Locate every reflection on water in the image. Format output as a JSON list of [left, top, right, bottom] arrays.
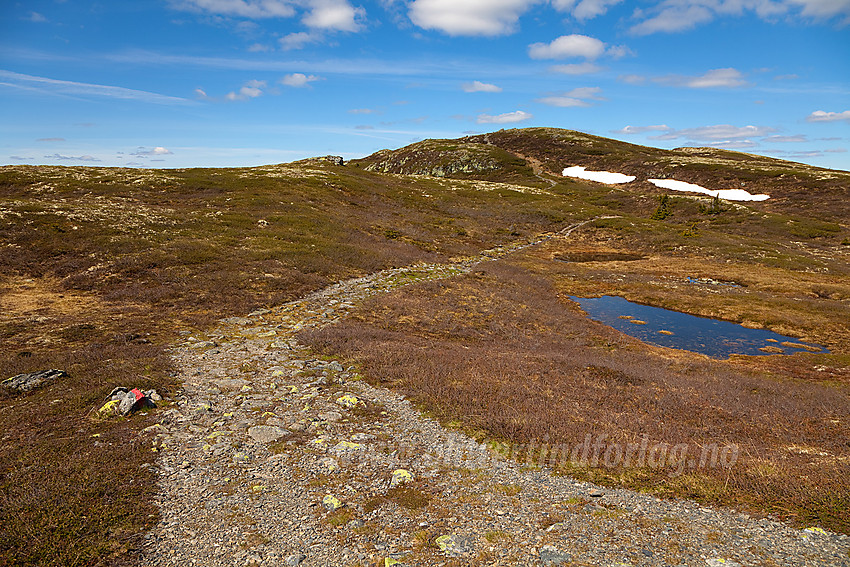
[[570, 295, 827, 359]]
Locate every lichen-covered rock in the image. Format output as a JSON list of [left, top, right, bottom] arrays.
[[330, 441, 362, 455], [322, 494, 342, 510], [390, 469, 413, 488], [336, 394, 364, 408], [435, 534, 473, 557]]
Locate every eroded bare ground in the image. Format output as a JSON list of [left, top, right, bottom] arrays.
[[143, 240, 850, 567]]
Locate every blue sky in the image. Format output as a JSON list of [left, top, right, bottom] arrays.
[[1, 0, 848, 169]]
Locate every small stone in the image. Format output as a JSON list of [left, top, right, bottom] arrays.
[[248, 425, 287, 443], [318, 411, 343, 423], [284, 554, 306, 566], [540, 544, 571, 566], [328, 361, 344, 373], [288, 422, 307, 432], [318, 457, 340, 473]]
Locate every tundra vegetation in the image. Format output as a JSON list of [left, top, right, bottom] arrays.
[[1, 129, 848, 565]]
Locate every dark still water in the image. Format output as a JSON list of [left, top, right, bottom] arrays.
[[570, 295, 827, 359]]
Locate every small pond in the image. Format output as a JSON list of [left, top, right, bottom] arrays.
[[570, 295, 827, 359]]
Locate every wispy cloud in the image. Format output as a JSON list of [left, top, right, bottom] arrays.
[[476, 110, 533, 124], [26, 11, 47, 23], [44, 153, 101, 162], [0, 70, 192, 105], [36, 137, 66, 142], [806, 110, 850, 123], [536, 87, 604, 107], [655, 68, 748, 88], [652, 124, 776, 141], [630, 0, 850, 36], [462, 80, 502, 93], [763, 135, 808, 143], [280, 73, 322, 87], [279, 31, 321, 50], [549, 62, 603, 75], [171, 0, 297, 19], [612, 124, 671, 135]]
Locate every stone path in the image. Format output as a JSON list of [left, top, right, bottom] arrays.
[[141, 237, 850, 567]]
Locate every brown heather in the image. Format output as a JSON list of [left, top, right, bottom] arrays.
[[2, 128, 849, 563], [302, 258, 850, 533]]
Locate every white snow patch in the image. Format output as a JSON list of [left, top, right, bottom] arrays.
[[648, 178, 769, 201], [562, 166, 636, 184]]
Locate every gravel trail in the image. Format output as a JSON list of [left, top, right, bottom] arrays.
[[142, 237, 849, 567]]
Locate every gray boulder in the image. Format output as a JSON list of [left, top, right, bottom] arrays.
[[2, 369, 67, 392]]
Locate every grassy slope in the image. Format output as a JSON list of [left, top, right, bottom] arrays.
[[1, 129, 849, 563]]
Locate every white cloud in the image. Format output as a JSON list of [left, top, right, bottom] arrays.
[[36, 137, 66, 142], [194, 87, 209, 99], [462, 80, 503, 93], [247, 43, 272, 52], [132, 146, 174, 156], [226, 79, 266, 100], [349, 108, 378, 114], [409, 0, 536, 36], [0, 70, 191, 105], [551, 0, 623, 20], [528, 34, 606, 59], [302, 0, 365, 31], [653, 124, 776, 141], [656, 68, 747, 88], [536, 86, 604, 107], [476, 110, 533, 124], [549, 62, 602, 75], [788, 0, 850, 20], [806, 110, 850, 122], [573, 0, 623, 20], [27, 11, 47, 22], [612, 124, 671, 135], [279, 31, 320, 49], [280, 73, 321, 87], [173, 0, 297, 19]]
